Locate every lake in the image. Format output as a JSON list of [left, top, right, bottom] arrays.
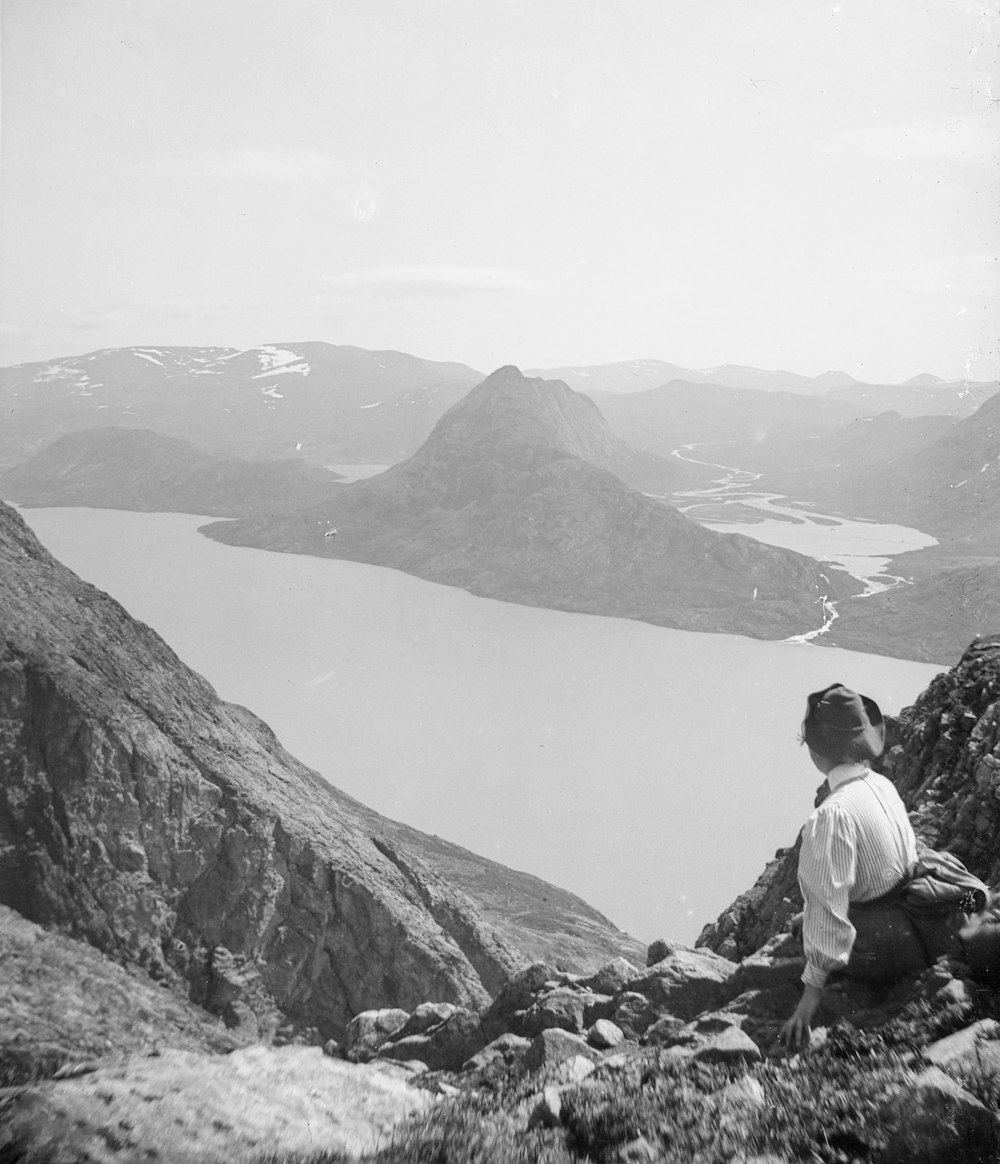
[[18, 506, 944, 946]]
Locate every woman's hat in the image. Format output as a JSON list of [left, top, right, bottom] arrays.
[[802, 683, 885, 760]]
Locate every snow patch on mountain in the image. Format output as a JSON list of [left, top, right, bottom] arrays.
[[252, 361, 310, 380], [256, 346, 302, 371]]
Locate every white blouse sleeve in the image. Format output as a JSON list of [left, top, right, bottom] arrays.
[[798, 803, 857, 989]]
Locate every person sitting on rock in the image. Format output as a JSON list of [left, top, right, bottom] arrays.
[[780, 684, 927, 1052]]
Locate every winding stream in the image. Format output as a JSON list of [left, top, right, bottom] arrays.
[[665, 443, 938, 643]]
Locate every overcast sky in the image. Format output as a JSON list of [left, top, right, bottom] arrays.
[[2, 0, 997, 381]]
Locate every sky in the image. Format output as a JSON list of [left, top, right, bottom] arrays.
[[1, 0, 998, 382]]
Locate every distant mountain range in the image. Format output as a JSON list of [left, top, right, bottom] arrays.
[[590, 379, 869, 458], [203, 366, 854, 641], [527, 360, 997, 418], [0, 343, 482, 468], [4, 345, 996, 481]]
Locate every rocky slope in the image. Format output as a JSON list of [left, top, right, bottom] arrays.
[[2, 593, 999, 1159], [205, 366, 855, 641], [0, 501, 641, 1046], [0, 426, 345, 517], [0, 343, 481, 467]]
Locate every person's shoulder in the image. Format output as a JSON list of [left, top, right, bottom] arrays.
[[805, 795, 854, 829]]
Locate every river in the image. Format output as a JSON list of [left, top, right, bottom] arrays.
[[665, 443, 939, 643]]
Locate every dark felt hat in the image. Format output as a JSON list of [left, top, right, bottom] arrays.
[[802, 683, 885, 761]]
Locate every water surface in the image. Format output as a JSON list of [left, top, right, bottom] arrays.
[[19, 506, 943, 945]]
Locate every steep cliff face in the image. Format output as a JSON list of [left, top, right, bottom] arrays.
[[0, 501, 524, 1039], [698, 635, 1000, 960]]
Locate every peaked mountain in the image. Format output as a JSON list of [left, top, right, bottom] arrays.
[[0, 500, 645, 1045], [204, 366, 854, 640], [0, 342, 482, 467], [0, 427, 345, 517]]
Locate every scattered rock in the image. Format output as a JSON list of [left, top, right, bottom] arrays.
[[713, 1075, 767, 1112], [923, 1019, 1000, 1080], [633, 949, 737, 1021], [461, 1032, 532, 1074], [519, 986, 588, 1036], [377, 1008, 482, 1072], [646, 938, 690, 966], [613, 1135, 661, 1161], [588, 1019, 625, 1049], [644, 1015, 686, 1046], [581, 957, 642, 996], [527, 1085, 564, 1129], [345, 1008, 410, 1063], [548, 1054, 597, 1087], [524, 1029, 600, 1073], [691, 1025, 762, 1066], [612, 991, 657, 1039]]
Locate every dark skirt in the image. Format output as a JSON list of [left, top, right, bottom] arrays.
[[846, 899, 930, 983]]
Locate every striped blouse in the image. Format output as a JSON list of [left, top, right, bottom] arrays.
[[798, 762, 918, 989]]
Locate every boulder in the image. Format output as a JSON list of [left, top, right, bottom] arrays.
[[527, 1085, 564, 1130], [391, 1001, 462, 1040], [646, 938, 688, 966], [581, 957, 643, 996], [377, 1009, 482, 1072], [612, 992, 657, 1039], [0, 1046, 436, 1164], [633, 949, 737, 1021], [481, 962, 558, 1040], [923, 1019, 1000, 1081], [730, 934, 807, 994], [644, 1015, 686, 1047], [519, 987, 588, 1036], [345, 1009, 410, 1063], [690, 1026, 761, 1066], [588, 1019, 625, 1050], [879, 1065, 1000, 1163], [524, 1029, 600, 1073], [462, 1032, 532, 1074]]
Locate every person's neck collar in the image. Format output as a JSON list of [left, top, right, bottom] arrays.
[[827, 761, 870, 790]]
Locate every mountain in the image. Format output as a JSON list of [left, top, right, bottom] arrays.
[[203, 366, 855, 641], [524, 359, 705, 394], [0, 343, 482, 467], [0, 427, 345, 517], [0, 500, 644, 1047], [822, 375, 998, 419], [590, 379, 868, 459], [759, 392, 999, 548]]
